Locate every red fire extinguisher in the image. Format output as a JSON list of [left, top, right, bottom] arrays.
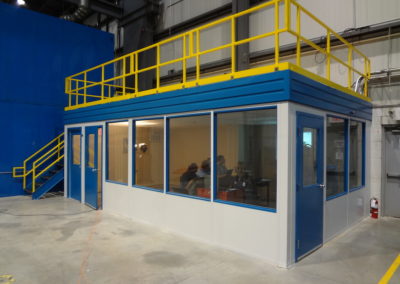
[[370, 198, 379, 219]]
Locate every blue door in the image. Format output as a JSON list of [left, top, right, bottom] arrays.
[[296, 112, 324, 261], [68, 128, 82, 201], [85, 126, 102, 209]]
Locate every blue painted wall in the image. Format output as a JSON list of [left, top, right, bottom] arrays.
[[64, 70, 372, 125], [0, 3, 114, 197]]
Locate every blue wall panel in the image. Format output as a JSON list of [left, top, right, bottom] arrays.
[[0, 3, 114, 197], [64, 72, 290, 124], [289, 72, 372, 120], [64, 70, 372, 125]]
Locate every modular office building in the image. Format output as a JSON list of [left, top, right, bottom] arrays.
[[62, 0, 371, 268]]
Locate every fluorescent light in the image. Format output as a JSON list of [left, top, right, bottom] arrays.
[[111, 121, 129, 126], [17, 0, 26, 6], [136, 121, 158, 127]]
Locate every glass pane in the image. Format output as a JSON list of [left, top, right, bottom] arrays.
[[88, 134, 95, 168], [135, 119, 164, 190], [303, 128, 317, 186], [107, 122, 129, 184], [349, 121, 363, 189], [72, 134, 81, 165], [217, 109, 277, 209], [169, 115, 211, 198], [326, 117, 346, 197]]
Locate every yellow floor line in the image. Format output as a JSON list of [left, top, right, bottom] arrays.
[[379, 254, 400, 284]]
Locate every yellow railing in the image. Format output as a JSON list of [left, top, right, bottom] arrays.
[[65, 0, 371, 110], [13, 133, 64, 193]]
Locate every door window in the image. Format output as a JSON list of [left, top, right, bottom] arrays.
[[72, 135, 81, 165], [302, 128, 317, 186]]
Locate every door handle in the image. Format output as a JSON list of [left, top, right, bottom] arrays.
[[92, 168, 98, 172], [319, 184, 326, 189]]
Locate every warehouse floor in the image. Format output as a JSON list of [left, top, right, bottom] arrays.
[[0, 196, 399, 284]]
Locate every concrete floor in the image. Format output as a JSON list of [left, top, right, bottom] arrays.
[[0, 196, 399, 284]]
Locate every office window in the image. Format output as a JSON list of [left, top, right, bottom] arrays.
[[72, 134, 81, 165], [135, 119, 164, 190], [326, 117, 346, 198], [169, 115, 211, 198], [216, 108, 277, 209], [107, 121, 128, 184], [349, 120, 364, 189]]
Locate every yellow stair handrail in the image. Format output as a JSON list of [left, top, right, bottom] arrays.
[[13, 133, 64, 191]]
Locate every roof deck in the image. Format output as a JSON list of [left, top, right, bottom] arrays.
[[64, 0, 371, 111]]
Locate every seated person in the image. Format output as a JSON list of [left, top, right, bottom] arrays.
[[196, 158, 210, 177], [180, 163, 198, 191], [187, 159, 211, 196]]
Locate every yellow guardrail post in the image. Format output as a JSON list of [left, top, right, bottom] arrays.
[[285, 0, 291, 30], [274, 0, 280, 67], [157, 45, 161, 88], [296, 4, 301, 66], [196, 30, 200, 82], [135, 53, 139, 95], [231, 17, 236, 74], [182, 35, 187, 85], [326, 30, 331, 80], [122, 57, 126, 95]]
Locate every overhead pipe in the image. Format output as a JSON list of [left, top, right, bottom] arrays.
[[354, 67, 400, 94], [61, 0, 91, 23]]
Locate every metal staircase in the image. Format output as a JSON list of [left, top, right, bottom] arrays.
[[12, 133, 64, 200]]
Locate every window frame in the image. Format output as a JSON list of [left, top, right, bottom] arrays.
[[106, 120, 129, 185], [132, 117, 165, 192], [325, 115, 349, 201], [166, 112, 212, 202], [349, 119, 366, 192], [213, 106, 278, 213]]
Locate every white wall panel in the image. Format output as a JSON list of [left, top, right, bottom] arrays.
[[297, 0, 354, 35], [103, 183, 280, 264], [325, 195, 348, 241], [356, 0, 400, 27], [159, 0, 231, 30]]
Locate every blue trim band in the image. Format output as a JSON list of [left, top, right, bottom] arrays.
[[105, 180, 128, 186], [65, 70, 372, 125], [133, 185, 163, 192], [349, 185, 364, 192], [214, 105, 277, 114], [168, 112, 212, 119], [166, 191, 210, 202], [214, 199, 276, 212], [326, 191, 347, 201]]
